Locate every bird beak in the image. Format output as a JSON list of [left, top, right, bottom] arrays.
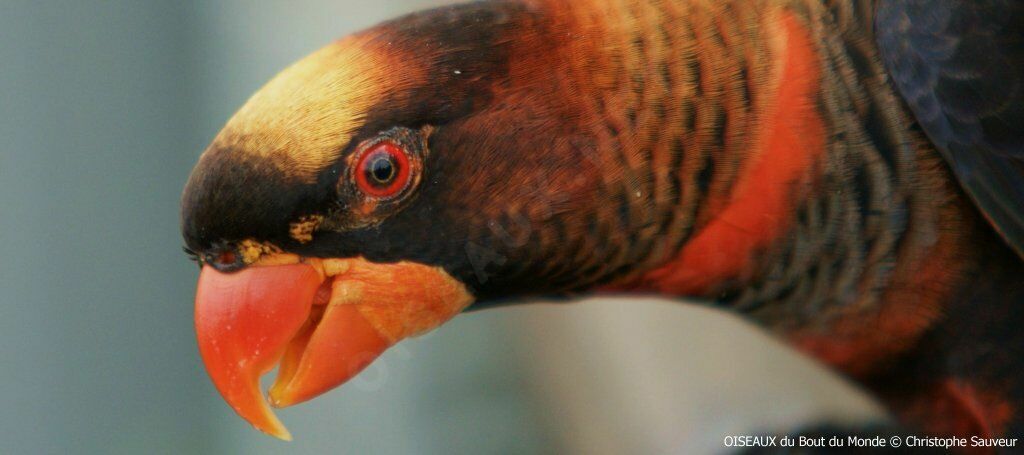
[[193, 256, 473, 440]]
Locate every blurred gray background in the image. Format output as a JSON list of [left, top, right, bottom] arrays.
[[0, 1, 882, 454]]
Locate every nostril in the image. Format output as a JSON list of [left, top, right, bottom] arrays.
[[216, 250, 237, 266], [204, 247, 245, 272]]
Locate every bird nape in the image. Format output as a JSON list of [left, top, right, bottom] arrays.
[[180, 0, 1024, 444]]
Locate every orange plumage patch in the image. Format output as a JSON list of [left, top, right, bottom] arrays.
[[636, 12, 825, 296]]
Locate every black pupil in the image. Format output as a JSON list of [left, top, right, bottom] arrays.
[[367, 154, 396, 185]]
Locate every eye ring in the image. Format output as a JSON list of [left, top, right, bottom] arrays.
[[353, 141, 411, 198]]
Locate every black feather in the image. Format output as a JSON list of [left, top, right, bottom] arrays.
[[877, 0, 1024, 258]]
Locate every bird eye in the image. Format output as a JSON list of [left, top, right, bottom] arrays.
[[354, 142, 411, 198]]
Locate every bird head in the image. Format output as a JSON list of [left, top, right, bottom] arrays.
[[181, 3, 613, 439]]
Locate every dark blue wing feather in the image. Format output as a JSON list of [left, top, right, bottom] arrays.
[[876, 0, 1024, 258]]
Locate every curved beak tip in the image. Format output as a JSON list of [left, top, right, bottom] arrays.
[[194, 264, 320, 439], [266, 422, 294, 442], [246, 402, 293, 441], [192, 257, 472, 439]]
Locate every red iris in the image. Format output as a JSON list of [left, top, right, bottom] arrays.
[[354, 142, 410, 198]]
